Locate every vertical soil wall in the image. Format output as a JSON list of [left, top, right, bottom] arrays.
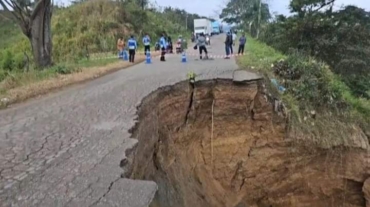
[[125, 79, 370, 207]]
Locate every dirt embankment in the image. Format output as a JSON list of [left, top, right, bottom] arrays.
[[124, 79, 370, 207]]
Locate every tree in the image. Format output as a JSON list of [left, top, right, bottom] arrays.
[[261, 1, 370, 98], [120, 0, 149, 9], [161, 6, 206, 32], [71, 0, 89, 4], [289, 0, 335, 17], [0, 0, 53, 68], [219, 0, 270, 37], [256, 0, 262, 38], [119, 0, 148, 35]]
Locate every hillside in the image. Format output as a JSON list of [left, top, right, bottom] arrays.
[[0, 0, 204, 77], [0, 11, 24, 49]]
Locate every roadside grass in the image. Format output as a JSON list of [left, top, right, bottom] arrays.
[[238, 37, 285, 73], [237, 35, 370, 146], [0, 55, 146, 108], [0, 19, 23, 49]]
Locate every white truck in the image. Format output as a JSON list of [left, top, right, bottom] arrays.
[[194, 19, 212, 36]]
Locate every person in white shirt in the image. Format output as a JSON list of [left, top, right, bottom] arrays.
[[232, 31, 237, 41], [142, 33, 151, 56], [231, 31, 237, 54]]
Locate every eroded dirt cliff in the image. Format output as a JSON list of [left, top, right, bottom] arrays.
[[125, 79, 370, 207]]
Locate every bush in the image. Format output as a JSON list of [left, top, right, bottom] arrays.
[[1, 50, 14, 71], [51, 64, 81, 75], [0, 69, 7, 82], [273, 52, 346, 109], [260, 6, 370, 99], [13, 53, 26, 70], [239, 33, 370, 146], [0, 50, 29, 72]]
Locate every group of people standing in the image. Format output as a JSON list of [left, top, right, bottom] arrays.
[[224, 31, 246, 59], [116, 30, 247, 62], [116, 32, 174, 63]]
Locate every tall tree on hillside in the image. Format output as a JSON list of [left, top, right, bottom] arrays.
[[161, 6, 206, 32], [71, 0, 89, 4], [262, 0, 370, 97], [122, 0, 149, 9], [219, 0, 270, 37], [0, 0, 52, 68], [289, 0, 336, 17]]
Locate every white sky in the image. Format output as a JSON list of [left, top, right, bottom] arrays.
[[53, 0, 370, 18]]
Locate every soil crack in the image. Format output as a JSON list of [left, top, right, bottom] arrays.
[[184, 82, 195, 125]]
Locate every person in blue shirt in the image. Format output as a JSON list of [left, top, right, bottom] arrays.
[[142, 33, 151, 56], [159, 33, 167, 61], [238, 33, 247, 55], [127, 35, 137, 62]]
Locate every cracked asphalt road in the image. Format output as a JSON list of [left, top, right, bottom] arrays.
[[0, 35, 242, 207]]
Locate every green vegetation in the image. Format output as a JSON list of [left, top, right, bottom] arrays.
[[223, 0, 370, 100], [261, 4, 370, 99], [222, 0, 370, 143], [0, 14, 23, 49], [238, 35, 370, 145], [220, 0, 270, 37], [0, 58, 117, 95]]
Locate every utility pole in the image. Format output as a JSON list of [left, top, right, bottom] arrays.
[[186, 13, 188, 31], [257, 0, 262, 38], [141, 0, 144, 35]]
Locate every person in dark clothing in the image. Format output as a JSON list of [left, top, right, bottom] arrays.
[[196, 33, 208, 59], [224, 32, 233, 59], [167, 36, 173, 53], [154, 41, 160, 51], [159, 33, 167, 61], [229, 32, 234, 54], [238, 33, 247, 55], [127, 35, 137, 62]]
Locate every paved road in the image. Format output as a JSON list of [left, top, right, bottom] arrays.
[[0, 35, 240, 206]]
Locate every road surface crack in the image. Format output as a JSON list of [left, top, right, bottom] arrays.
[[24, 133, 55, 162], [88, 177, 120, 207]]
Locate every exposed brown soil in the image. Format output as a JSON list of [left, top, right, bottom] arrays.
[[126, 79, 370, 207]]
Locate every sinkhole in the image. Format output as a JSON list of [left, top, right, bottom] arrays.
[[123, 78, 369, 207]]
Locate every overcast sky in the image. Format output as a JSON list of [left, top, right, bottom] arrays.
[[55, 0, 370, 18]]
